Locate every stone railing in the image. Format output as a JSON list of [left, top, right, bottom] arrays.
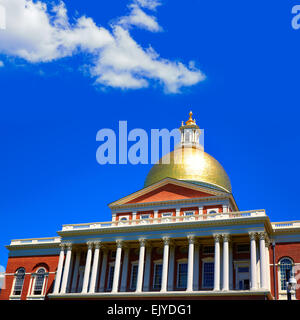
[[61, 210, 266, 231], [10, 237, 61, 246], [272, 221, 300, 229]]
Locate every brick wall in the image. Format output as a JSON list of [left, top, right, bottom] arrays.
[[0, 255, 59, 300]]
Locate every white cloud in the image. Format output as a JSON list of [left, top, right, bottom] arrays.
[[0, 60, 4, 67], [0, 0, 205, 92], [118, 4, 161, 32], [134, 0, 161, 10]]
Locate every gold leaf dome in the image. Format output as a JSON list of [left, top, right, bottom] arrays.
[[144, 146, 232, 193], [144, 111, 232, 193]]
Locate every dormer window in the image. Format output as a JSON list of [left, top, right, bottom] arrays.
[[161, 212, 172, 223], [140, 214, 150, 224], [119, 216, 130, 225], [183, 211, 195, 221]]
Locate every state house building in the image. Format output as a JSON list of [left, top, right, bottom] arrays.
[[1, 112, 300, 301]]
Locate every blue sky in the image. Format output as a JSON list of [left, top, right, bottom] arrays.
[[0, 0, 300, 266]]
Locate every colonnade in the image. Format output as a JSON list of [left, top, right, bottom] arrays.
[[53, 231, 269, 294]]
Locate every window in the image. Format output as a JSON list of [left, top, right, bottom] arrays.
[[140, 214, 150, 224], [202, 262, 214, 288], [237, 244, 250, 253], [238, 279, 250, 290], [162, 212, 172, 217], [279, 258, 293, 291], [161, 212, 172, 223], [33, 268, 46, 295], [238, 267, 249, 273], [107, 265, 115, 290], [130, 264, 138, 290], [153, 264, 162, 290], [183, 211, 195, 221], [119, 216, 129, 225], [177, 263, 188, 289], [13, 268, 25, 296], [207, 209, 217, 215], [203, 246, 214, 255], [184, 130, 191, 143], [110, 251, 116, 259]]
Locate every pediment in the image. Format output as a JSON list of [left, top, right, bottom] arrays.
[[109, 178, 227, 207]]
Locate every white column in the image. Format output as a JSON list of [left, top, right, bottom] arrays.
[[53, 244, 65, 294], [222, 234, 230, 291], [99, 249, 108, 292], [198, 206, 203, 221], [222, 204, 229, 213], [176, 208, 180, 221], [249, 232, 257, 290], [154, 210, 158, 223], [82, 241, 93, 293], [229, 243, 233, 290], [136, 239, 146, 292], [187, 235, 195, 292], [259, 232, 268, 289], [265, 244, 271, 290], [161, 237, 170, 292], [144, 245, 152, 291], [132, 212, 137, 224], [89, 241, 101, 293], [60, 243, 72, 294], [71, 251, 81, 293], [112, 240, 123, 293], [167, 244, 175, 291], [193, 243, 199, 290], [120, 248, 130, 292], [213, 234, 221, 291]]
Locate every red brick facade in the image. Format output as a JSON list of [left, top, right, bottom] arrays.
[[0, 255, 59, 300]]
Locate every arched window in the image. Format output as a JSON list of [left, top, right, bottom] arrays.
[[13, 268, 25, 296], [279, 257, 293, 291], [33, 268, 46, 295]]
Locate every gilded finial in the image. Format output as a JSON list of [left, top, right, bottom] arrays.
[[186, 110, 196, 126]]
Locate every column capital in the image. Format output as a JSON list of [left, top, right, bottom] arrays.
[[86, 241, 94, 249], [64, 242, 72, 250], [213, 234, 222, 242], [94, 241, 102, 249], [187, 235, 196, 244], [249, 232, 257, 240], [139, 238, 147, 247], [162, 236, 170, 245], [116, 239, 123, 248], [222, 234, 230, 242], [257, 231, 268, 241], [59, 243, 66, 250]]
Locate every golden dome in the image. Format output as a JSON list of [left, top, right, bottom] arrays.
[[144, 146, 232, 193]]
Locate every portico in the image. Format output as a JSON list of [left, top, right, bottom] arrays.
[[48, 210, 272, 299]]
